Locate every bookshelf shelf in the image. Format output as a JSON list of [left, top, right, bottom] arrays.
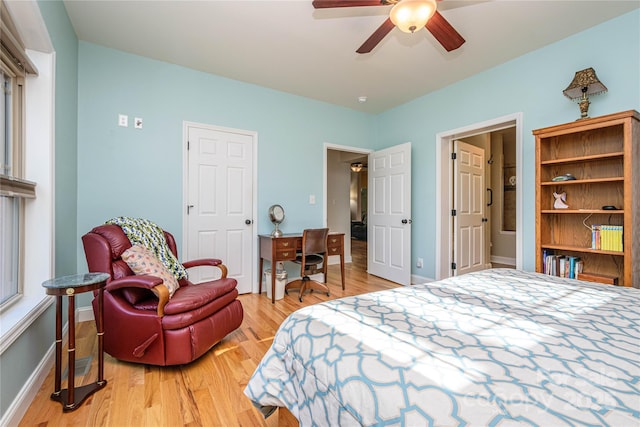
[[540, 177, 623, 186], [534, 110, 639, 286], [540, 209, 624, 214], [540, 244, 624, 256], [540, 152, 624, 165]]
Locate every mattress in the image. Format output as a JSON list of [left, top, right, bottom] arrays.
[[244, 269, 640, 426]]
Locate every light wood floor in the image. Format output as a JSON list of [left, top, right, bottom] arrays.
[[19, 240, 397, 426]]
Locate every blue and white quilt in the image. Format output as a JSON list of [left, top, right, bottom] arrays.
[[244, 269, 639, 426]]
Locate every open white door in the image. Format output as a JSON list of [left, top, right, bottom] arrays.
[[185, 123, 254, 294], [368, 142, 411, 285], [453, 140, 485, 276]]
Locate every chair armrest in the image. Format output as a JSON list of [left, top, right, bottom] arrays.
[[106, 275, 170, 317], [106, 275, 163, 291], [182, 259, 228, 278]]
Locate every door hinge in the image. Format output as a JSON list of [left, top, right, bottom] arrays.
[[451, 152, 457, 160], [451, 262, 457, 270], [451, 209, 456, 217], [187, 140, 190, 150]]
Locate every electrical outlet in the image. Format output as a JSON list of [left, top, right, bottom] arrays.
[[134, 117, 143, 129], [416, 258, 423, 268], [118, 114, 128, 127], [309, 194, 316, 205]]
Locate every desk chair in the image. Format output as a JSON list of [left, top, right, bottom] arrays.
[[285, 228, 330, 302]]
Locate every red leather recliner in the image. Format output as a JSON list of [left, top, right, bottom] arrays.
[[82, 224, 243, 366]]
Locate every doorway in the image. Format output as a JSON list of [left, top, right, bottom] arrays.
[[325, 145, 371, 270], [435, 113, 523, 280], [455, 128, 517, 274], [325, 143, 413, 286]]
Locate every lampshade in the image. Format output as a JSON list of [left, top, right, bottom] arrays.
[[563, 67, 607, 100], [390, 0, 437, 34], [351, 162, 364, 172], [562, 67, 607, 120]]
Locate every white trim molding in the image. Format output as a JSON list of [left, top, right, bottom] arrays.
[[0, 340, 56, 427], [0, 49, 55, 351], [435, 113, 524, 280]]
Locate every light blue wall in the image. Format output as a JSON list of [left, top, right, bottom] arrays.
[[75, 11, 639, 281], [0, 0, 79, 418], [76, 42, 372, 267], [374, 9, 640, 279]]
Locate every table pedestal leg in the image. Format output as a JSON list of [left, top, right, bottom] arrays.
[[52, 296, 63, 398], [97, 287, 106, 386], [50, 291, 107, 411], [340, 253, 345, 290], [258, 258, 264, 294]]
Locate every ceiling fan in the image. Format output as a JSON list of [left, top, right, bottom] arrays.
[[312, 0, 465, 54]]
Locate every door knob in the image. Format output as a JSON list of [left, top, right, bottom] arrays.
[[245, 219, 252, 225], [401, 219, 412, 224]]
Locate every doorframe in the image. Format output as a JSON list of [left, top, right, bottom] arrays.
[[181, 121, 259, 292], [323, 143, 372, 265], [435, 113, 523, 280]]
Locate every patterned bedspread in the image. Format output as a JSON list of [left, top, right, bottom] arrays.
[[244, 269, 640, 426]]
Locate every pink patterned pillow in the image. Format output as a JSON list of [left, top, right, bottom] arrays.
[[121, 245, 180, 298]]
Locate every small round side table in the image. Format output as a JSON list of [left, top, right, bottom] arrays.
[[42, 272, 109, 411]]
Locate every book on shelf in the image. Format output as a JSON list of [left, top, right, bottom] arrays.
[[542, 251, 582, 279], [591, 224, 623, 252]]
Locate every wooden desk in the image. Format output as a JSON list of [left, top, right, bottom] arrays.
[[259, 233, 345, 303]]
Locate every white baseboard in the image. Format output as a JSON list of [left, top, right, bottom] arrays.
[[0, 329, 61, 427], [490, 255, 516, 266], [327, 255, 352, 265], [411, 274, 434, 285], [0, 305, 92, 427], [77, 305, 95, 322]]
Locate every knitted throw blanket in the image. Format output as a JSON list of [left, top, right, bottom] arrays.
[[106, 217, 187, 280]]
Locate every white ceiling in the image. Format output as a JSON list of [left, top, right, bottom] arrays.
[[62, 0, 638, 114]]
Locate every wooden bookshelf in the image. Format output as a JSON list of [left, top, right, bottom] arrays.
[[534, 110, 639, 287]]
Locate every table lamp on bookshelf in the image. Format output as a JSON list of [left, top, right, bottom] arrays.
[[563, 67, 607, 120]]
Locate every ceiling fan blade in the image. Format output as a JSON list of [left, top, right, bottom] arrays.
[[312, 0, 384, 8], [425, 10, 465, 52], [356, 18, 395, 54]]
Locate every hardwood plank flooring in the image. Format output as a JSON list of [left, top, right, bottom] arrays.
[[19, 240, 397, 426]]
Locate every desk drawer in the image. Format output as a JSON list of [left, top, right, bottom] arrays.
[[327, 235, 343, 255], [275, 238, 297, 250], [275, 238, 298, 261], [276, 248, 297, 260]]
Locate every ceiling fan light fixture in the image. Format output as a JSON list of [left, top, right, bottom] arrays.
[[389, 0, 437, 34]]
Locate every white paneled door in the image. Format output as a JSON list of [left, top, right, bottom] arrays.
[[368, 142, 412, 286], [453, 140, 485, 276], [185, 123, 254, 294]]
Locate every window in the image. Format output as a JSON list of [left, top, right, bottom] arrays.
[[0, 0, 54, 353], [0, 1, 37, 310]]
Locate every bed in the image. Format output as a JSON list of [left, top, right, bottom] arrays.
[[244, 269, 640, 426]]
